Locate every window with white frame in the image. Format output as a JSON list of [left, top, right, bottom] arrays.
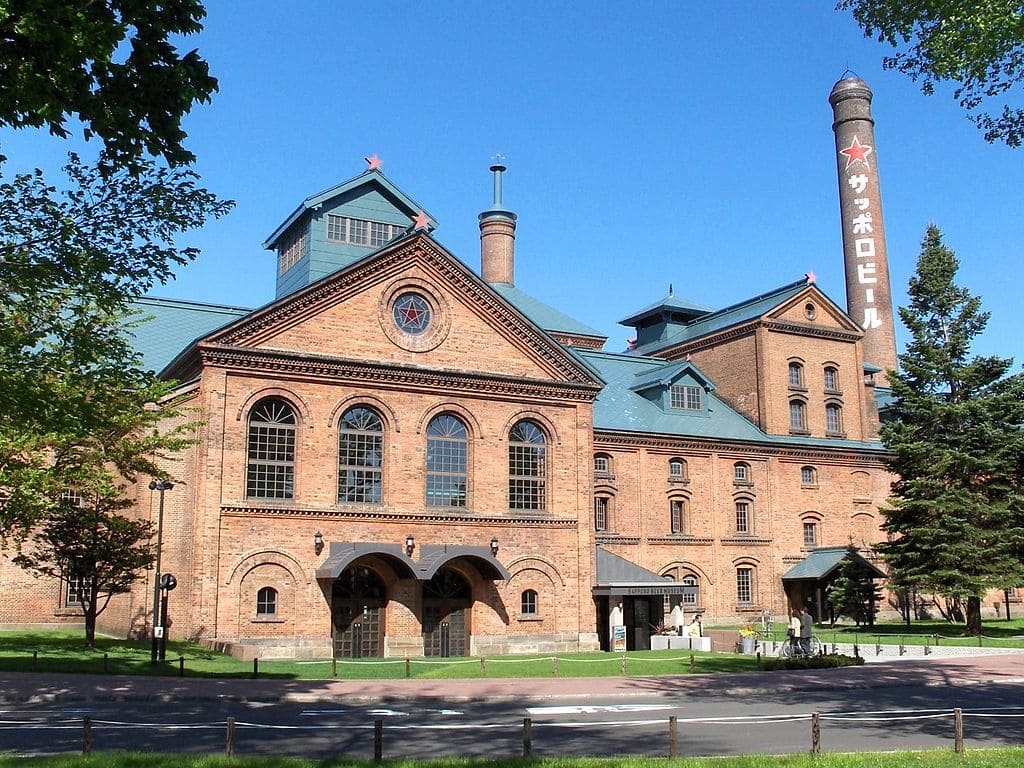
[[594, 496, 610, 532], [63, 571, 85, 608], [326, 214, 406, 248], [670, 384, 702, 411], [736, 567, 754, 604], [278, 225, 308, 275], [426, 414, 468, 508], [803, 521, 818, 547], [668, 458, 687, 479], [594, 454, 611, 475], [733, 462, 750, 483], [338, 407, 384, 504], [735, 500, 751, 533], [246, 398, 297, 499], [670, 499, 685, 534], [509, 420, 547, 510], [682, 574, 699, 606], [256, 586, 278, 618], [801, 466, 817, 485]]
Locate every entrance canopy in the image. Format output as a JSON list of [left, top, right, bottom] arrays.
[[782, 546, 886, 582], [315, 541, 509, 582], [592, 547, 690, 596]]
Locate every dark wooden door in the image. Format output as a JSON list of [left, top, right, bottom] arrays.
[[332, 566, 385, 658], [422, 569, 470, 657]]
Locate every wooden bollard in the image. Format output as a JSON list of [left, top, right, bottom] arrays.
[[899, 638, 906, 656], [552, 656, 559, 676], [669, 715, 678, 757], [620, 655, 627, 676], [252, 658, 258, 678], [83, 716, 92, 755], [954, 707, 964, 755], [225, 717, 235, 757], [756, 651, 761, 669], [689, 653, 695, 672], [523, 717, 533, 757], [32, 650, 37, 671], [103, 653, 108, 673], [332, 657, 337, 677], [374, 718, 383, 762], [179, 656, 185, 677], [405, 657, 411, 678], [480, 657, 486, 677], [811, 711, 821, 755]]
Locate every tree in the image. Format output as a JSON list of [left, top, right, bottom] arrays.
[[13, 482, 155, 647], [839, 1, 1024, 147], [0, 0, 217, 166], [878, 224, 1024, 634], [0, 153, 230, 532], [827, 547, 883, 627]]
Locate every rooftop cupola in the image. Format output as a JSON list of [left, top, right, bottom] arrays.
[[479, 160, 517, 285]]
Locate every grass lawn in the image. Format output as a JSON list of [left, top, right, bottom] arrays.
[[0, 750, 1022, 768], [0, 631, 761, 680]]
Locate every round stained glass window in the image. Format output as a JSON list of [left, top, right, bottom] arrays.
[[392, 292, 432, 335]]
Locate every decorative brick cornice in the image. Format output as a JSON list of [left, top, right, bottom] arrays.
[[596, 535, 641, 545], [594, 430, 888, 465], [656, 318, 860, 361], [720, 536, 772, 546], [199, 345, 602, 402], [762, 319, 861, 342], [206, 236, 602, 386], [648, 535, 714, 545], [551, 331, 606, 350], [220, 503, 578, 528]]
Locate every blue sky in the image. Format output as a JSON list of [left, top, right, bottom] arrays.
[[6, 1, 1023, 364]]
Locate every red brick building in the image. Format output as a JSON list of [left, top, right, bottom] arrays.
[[0, 160, 898, 657]]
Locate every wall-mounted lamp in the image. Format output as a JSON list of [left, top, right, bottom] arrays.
[[490, 537, 499, 556], [405, 535, 415, 556], [313, 531, 324, 556]]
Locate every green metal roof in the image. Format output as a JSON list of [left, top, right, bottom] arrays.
[[129, 296, 252, 374], [263, 168, 436, 250], [782, 546, 886, 581], [594, 547, 684, 591], [631, 279, 810, 356], [619, 292, 713, 327], [629, 358, 716, 394], [490, 283, 604, 339]]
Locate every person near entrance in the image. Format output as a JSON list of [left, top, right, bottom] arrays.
[[685, 614, 702, 638], [787, 609, 801, 653], [799, 606, 814, 655]]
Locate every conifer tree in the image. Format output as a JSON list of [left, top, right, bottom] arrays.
[[827, 547, 882, 627], [879, 224, 1024, 634]]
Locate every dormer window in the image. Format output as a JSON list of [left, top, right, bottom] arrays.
[[327, 214, 406, 248], [278, 224, 308, 275], [670, 384, 702, 411]]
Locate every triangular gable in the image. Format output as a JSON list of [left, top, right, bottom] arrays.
[[766, 285, 864, 335], [166, 232, 603, 389], [629, 359, 716, 395], [593, 547, 689, 595], [263, 168, 436, 251], [782, 546, 886, 581]]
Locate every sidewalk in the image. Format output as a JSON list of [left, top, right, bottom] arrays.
[[2, 652, 1023, 705]]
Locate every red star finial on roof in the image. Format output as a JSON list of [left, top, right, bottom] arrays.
[[839, 136, 872, 170], [805, 270, 817, 284], [365, 154, 382, 171], [411, 210, 430, 230]]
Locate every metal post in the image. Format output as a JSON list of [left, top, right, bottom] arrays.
[[149, 480, 172, 663], [159, 590, 169, 660]]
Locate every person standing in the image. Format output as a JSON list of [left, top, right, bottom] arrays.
[[799, 606, 814, 655], [788, 610, 801, 654]]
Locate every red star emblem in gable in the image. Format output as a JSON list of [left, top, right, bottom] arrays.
[[399, 301, 426, 326], [411, 210, 430, 230], [839, 136, 872, 170]]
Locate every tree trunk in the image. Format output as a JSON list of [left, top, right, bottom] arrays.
[[84, 603, 97, 648], [966, 595, 982, 636]]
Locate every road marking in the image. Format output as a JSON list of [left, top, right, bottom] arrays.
[[526, 704, 676, 715], [299, 709, 348, 716], [366, 709, 408, 717], [423, 708, 464, 716]]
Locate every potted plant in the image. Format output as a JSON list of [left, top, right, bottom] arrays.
[[649, 621, 676, 650], [738, 624, 758, 654]]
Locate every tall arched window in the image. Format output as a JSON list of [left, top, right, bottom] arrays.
[[736, 566, 755, 604], [826, 403, 844, 435], [824, 365, 840, 392], [426, 414, 468, 508], [247, 398, 296, 499], [735, 500, 752, 534], [670, 498, 685, 534], [521, 589, 538, 616], [509, 420, 547, 510], [594, 495, 610, 531], [338, 407, 384, 504], [789, 399, 807, 431], [788, 362, 804, 388]]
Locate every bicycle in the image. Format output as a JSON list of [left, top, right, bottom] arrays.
[[778, 633, 822, 658]]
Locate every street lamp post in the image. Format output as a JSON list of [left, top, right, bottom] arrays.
[[148, 479, 173, 663]]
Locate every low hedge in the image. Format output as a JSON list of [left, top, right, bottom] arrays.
[[760, 653, 865, 671]]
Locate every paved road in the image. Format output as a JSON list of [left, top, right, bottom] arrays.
[[1, 653, 1023, 759]]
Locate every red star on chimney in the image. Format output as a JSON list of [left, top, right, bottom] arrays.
[[365, 154, 382, 171], [839, 136, 872, 170], [411, 210, 430, 230]]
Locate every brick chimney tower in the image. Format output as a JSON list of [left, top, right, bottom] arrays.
[[829, 75, 899, 379], [479, 161, 517, 285]]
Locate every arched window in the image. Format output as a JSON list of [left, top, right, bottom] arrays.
[[682, 574, 700, 607], [426, 414, 468, 508], [594, 453, 612, 476], [788, 362, 804, 388], [733, 462, 751, 484], [670, 498, 685, 534], [256, 586, 278, 617], [789, 399, 807, 431], [521, 589, 538, 616], [824, 366, 840, 392], [735, 500, 752, 534], [801, 466, 818, 485], [803, 521, 818, 547], [736, 567, 755, 604], [826, 403, 844, 434], [247, 398, 296, 499], [594, 495, 610, 532], [668, 458, 687, 479], [509, 420, 547, 510], [338, 407, 383, 503]]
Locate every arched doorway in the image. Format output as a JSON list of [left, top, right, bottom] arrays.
[[331, 566, 386, 658], [422, 568, 471, 657]]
